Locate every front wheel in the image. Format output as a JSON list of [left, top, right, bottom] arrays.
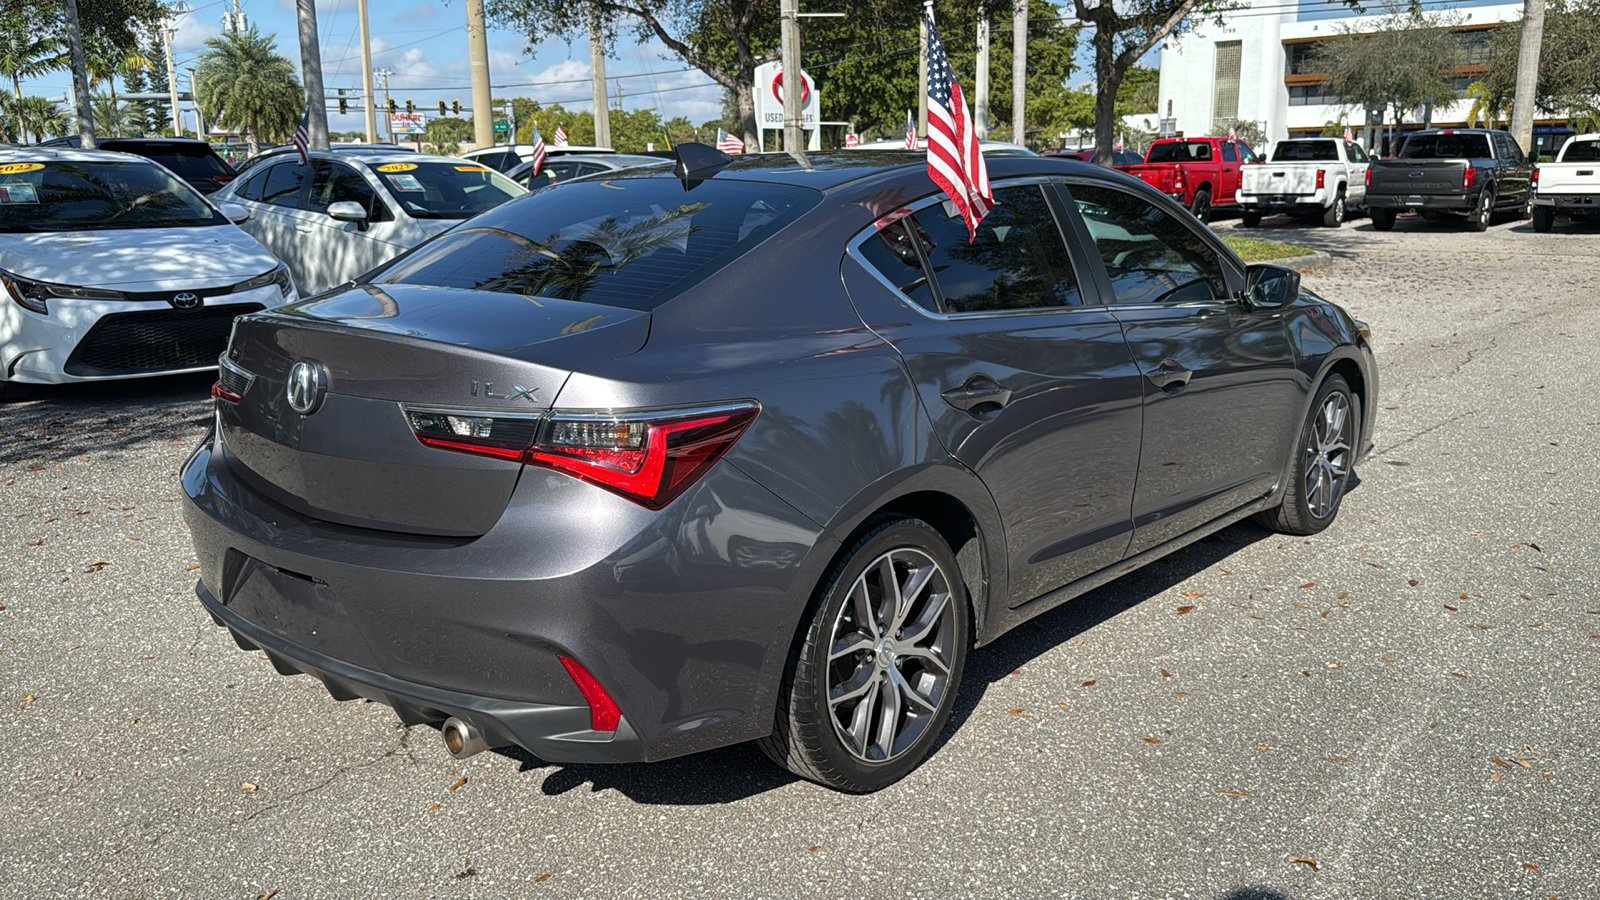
[[759, 517, 970, 792], [1370, 208, 1396, 231], [1190, 189, 1212, 223], [1533, 206, 1555, 232], [1255, 375, 1359, 536]]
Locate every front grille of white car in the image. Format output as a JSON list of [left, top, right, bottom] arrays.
[[64, 303, 266, 376]]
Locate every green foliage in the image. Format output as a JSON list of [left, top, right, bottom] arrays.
[[1319, 111, 1350, 137], [192, 26, 303, 154], [0, 94, 67, 142], [1465, 81, 1510, 129], [1310, 3, 1465, 125], [424, 115, 474, 154], [511, 101, 713, 152], [0, 2, 66, 142], [1484, 0, 1600, 129]]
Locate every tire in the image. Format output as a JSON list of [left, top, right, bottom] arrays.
[[1533, 206, 1554, 233], [758, 517, 970, 793], [1322, 189, 1347, 227], [1467, 187, 1494, 232], [1241, 212, 1261, 228], [1189, 189, 1212, 223], [0, 380, 31, 403], [1255, 375, 1359, 536], [1370, 208, 1396, 231]]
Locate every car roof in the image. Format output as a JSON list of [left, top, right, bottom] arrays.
[[466, 144, 618, 156], [850, 139, 1036, 156], [587, 150, 1096, 193], [0, 146, 156, 164]]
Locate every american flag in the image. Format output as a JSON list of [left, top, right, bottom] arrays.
[[527, 121, 546, 176], [553, 123, 568, 147], [924, 10, 992, 241], [716, 128, 744, 155], [904, 109, 917, 150], [1344, 125, 1355, 143], [292, 108, 310, 165], [1113, 136, 1124, 152], [1227, 123, 1238, 141]]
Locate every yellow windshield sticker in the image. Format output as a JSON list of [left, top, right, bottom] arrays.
[[454, 165, 490, 172], [0, 163, 45, 174], [376, 163, 418, 172]]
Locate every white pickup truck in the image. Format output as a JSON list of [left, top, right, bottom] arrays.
[[1532, 133, 1600, 232], [1239, 137, 1370, 228]]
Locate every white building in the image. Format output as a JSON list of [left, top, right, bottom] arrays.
[[1155, 3, 1575, 157]]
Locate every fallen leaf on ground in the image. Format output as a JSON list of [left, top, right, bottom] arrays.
[[427, 804, 441, 811], [536, 874, 551, 883], [240, 782, 257, 792], [1491, 757, 1513, 768], [1491, 771, 1504, 783], [448, 776, 467, 791], [1289, 857, 1320, 873], [1182, 592, 1204, 599], [1171, 691, 1188, 696], [83, 561, 110, 572], [1217, 790, 1250, 798], [1523, 863, 1540, 872], [185, 564, 200, 571], [1300, 582, 1316, 589], [1338, 592, 1350, 600], [25, 539, 42, 547], [1327, 663, 1343, 669], [1451, 672, 1468, 678], [1444, 605, 1458, 611], [1081, 680, 1096, 687], [809, 846, 820, 852], [1256, 743, 1271, 750], [1408, 579, 1420, 586], [1515, 758, 1533, 768], [1142, 737, 1161, 744], [1176, 606, 1194, 615], [260, 891, 278, 900]]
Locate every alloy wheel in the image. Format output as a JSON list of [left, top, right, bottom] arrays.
[[1303, 391, 1352, 519], [825, 548, 957, 763]]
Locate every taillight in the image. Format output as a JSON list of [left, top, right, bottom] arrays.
[[1316, 169, 1325, 190], [1531, 167, 1540, 187], [405, 402, 760, 509], [560, 655, 621, 732], [211, 175, 235, 185], [1174, 169, 1185, 191], [1463, 167, 1476, 189], [1365, 168, 1371, 188]]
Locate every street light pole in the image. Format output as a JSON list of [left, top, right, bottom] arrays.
[[376, 69, 393, 143], [162, 11, 183, 137], [780, 0, 802, 155], [466, 0, 495, 149]]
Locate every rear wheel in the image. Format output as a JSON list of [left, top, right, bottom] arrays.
[[1255, 375, 1358, 536], [1241, 212, 1261, 228], [1533, 206, 1555, 232], [1371, 208, 1396, 231], [1189, 189, 1212, 223], [1467, 187, 1494, 232], [759, 517, 970, 792], [1322, 189, 1347, 227]]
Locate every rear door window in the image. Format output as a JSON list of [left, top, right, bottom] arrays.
[[259, 162, 309, 208], [902, 184, 1084, 313]]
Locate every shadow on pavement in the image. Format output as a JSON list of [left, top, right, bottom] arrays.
[[0, 372, 215, 464], [1219, 889, 1295, 900]]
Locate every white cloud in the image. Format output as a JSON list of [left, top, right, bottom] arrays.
[[169, 14, 222, 56], [395, 2, 442, 24]]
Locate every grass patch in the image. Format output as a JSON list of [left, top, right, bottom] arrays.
[[1222, 236, 1316, 262]]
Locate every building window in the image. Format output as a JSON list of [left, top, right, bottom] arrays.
[[1212, 40, 1242, 134], [1288, 83, 1346, 106], [1284, 43, 1321, 77]]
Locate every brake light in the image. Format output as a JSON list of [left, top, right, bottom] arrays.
[[1365, 168, 1371, 188], [559, 655, 621, 732], [1316, 169, 1325, 189], [1173, 169, 1185, 191], [211, 175, 235, 185], [1463, 167, 1476, 189], [405, 402, 759, 509], [1531, 167, 1540, 187]]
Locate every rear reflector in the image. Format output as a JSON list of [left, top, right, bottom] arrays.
[[559, 655, 621, 732], [211, 381, 243, 404], [405, 401, 759, 509]]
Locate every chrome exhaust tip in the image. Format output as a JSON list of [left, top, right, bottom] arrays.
[[441, 716, 488, 759]]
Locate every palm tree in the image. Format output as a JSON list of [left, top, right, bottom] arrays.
[[84, 36, 152, 138], [1465, 81, 1510, 129], [91, 91, 127, 138], [0, 8, 66, 143], [192, 26, 302, 155], [19, 95, 69, 143]]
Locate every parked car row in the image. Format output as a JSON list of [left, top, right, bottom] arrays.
[[1531, 133, 1600, 232]]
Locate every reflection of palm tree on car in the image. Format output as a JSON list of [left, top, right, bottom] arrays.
[[473, 203, 707, 301]]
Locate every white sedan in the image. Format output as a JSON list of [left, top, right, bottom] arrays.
[[0, 148, 293, 401], [212, 150, 526, 296]]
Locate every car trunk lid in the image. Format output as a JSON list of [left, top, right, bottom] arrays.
[[218, 283, 650, 535]]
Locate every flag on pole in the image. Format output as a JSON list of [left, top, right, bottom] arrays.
[[527, 121, 546, 176], [924, 8, 993, 241], [716, 128, 744, 155], [1343, 125, 1354, 143], [553, 122, 568, 147], [293, 109, 310, 165], [1227, 122, 1238, 141], [904, 109, 918, 150], [1113, 135, 1124, 152]]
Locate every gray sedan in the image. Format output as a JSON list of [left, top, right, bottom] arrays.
[[211, 150, 525, 295]]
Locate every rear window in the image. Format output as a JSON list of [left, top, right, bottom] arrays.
[[1270, 140, 1339, 162], [373, 177, 819, 310], [368, 161, 525, 219], [1146, 142, 1213, 163], [108, 142, 234, 182], [1561, 140, 1600, 163], [1400, 133, 1492, 159]]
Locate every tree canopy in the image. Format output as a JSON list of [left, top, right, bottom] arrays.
[[1484, 0, 1600, 130], [1311, 4, 1465, 132], [192, 27, 303, 155]]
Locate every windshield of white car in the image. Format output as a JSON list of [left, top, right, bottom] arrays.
[[0, 160, 226, 232], [1270, 141, 1339, 162], [368, 161, 525, 219]]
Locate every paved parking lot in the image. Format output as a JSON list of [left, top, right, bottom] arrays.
[[3, 212, 1597, 899]]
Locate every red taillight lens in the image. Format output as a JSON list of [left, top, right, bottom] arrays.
[[406, 402, 759, 509], [1463, 167, 1476, 189], [211, 175, 236, 185], [211, 381, 243, 404], [559, 655, 621, 732], [1365, 168, 1371, 188], [1531, 167, 1540, 187], [1316, 169, 1326, 189]]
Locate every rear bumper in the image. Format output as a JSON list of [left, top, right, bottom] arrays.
[[1532, 193, 1600, 211], [1238, 192, 1326, 214], [1366, 191, 1476, 211]]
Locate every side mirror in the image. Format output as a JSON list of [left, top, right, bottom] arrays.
[[327, 200, 369, 223], [1242, 264, 1301, 309], [218, 201, 251, 224]]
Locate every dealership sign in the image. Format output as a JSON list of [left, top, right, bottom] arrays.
[[752, 61, 819, 130]]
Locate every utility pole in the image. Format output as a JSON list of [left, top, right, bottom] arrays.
[[588, 1, 611, 148], [917, 4, 929, 139], [358, 0, 378, 142], [376, 69, 394, 142], [223, 0, 247, 34], [466, 0, 495, 148], [1012, 0, 1027, 145], [162, 12, 182, 137], [780, 0, 802, 154], [64, 0, 95, 147], [1509, 0, 1545, 158], [295, 0, 330, 150], [974, 3, 990, 139]]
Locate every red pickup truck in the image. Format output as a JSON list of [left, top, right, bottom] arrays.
[[1116, 136, 1260, 221]]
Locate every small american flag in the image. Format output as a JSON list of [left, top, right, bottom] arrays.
[[1113, 136, 1124, 152], [716, 128, 744, 155], [1344, 125, 1355, 143], [553, 123, 568, 147], [904, 109, 917, 150], [924, 9, 992, 241], [527, 121, 546, 176], [293, 109, 310, 165], [1227, 123, 1238, 141]]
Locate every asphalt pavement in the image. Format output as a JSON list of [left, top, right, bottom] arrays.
[[3, 210, 1597, 899]]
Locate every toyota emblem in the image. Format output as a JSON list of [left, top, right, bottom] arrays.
[[171, 292, 201, 309], [285, 360, 328, 415]]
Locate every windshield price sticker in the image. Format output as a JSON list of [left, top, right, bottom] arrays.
[[387, 173, 425, 191], [0, 163, 44, 174], [376, 163, 418, 173], [0, 183, 39, 204]]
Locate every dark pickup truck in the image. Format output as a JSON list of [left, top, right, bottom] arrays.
[[1366, 128, 1533, 232]]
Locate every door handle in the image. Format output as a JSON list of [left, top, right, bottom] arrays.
[[942, 375, 1012, 412], [1146, 359, 1192, 390]]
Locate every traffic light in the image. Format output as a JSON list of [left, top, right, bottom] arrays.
[[387, 98, 397, 114], [338, 88, 347, 116], [452, 99, 460, 116], [405, 98, 413, 114], [438, 100, 447, 116]]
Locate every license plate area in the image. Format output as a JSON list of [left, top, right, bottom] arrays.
[[224, 554, 380, 668]]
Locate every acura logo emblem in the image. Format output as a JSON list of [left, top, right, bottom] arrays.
[[285, 360, 327, 415], [171, 292, 201, 309]]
